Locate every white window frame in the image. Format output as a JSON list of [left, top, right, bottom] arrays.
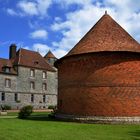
[[30, 69, 35, 77], [5, 79, 11, 88], [43, 71, 46, 79]]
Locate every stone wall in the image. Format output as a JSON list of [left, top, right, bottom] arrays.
[[0, 66, 57, 109], [56, 113, 140, 124], [0, 74, 17, 92]]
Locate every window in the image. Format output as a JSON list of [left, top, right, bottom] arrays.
[[2, 67, 11, 73], [43, 95, 46, 103], [43, 71, 46, 79], [30, 81, 35, 90], [30, 69, 35, 77], [34, 61, 39, 65], [5, 79, 11, 88], [15, 93, 18, 101], [48, 58, 51, 63], [42, 83, 47, 90], [5, 67, 10, 73], [31, 94, 34, 102], [1, 92, 5, 101]]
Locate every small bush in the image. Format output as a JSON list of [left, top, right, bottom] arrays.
[[0, 105, 11, 111], [18, 105, 33, 119], [48, 105, 56, 110], [48, 106, 57, 119], [3, 105, 11, 110], [16, 100, 21, 103]]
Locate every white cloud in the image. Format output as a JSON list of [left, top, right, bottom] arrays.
[[18, 1, 38, 16], [51, 0, 140, 58], [32, 43, 66, 58], [37, 0, 52, 16], [30, 29, 48, 40], [15, 0, 52, 17], [7, 0, 92, 17], [53, 49, 67, 58], [54, 0, 93, 8], [51, 4, 114, 52], [32, 43, 50, 56], [54, 17, 62, 22], [5, 0, 140, 59], [7, 8, 17, 16], [23, 46, 30, 50]]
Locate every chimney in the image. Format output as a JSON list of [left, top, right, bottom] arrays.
[[9, 44, 17, 59]]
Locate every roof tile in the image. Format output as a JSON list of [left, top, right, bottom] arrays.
[[66, 13, 140, 57]]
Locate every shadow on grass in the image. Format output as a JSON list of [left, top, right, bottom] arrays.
[[22, 113, 57, 122], [20, 113, 70, 123], [21, 113, 81, 123], [27, 116, 57, 121], [128, 130, 140, 140]]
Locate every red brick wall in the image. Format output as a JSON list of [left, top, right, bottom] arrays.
[[57, 52, 140, 116]]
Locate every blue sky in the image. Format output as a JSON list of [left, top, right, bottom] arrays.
[[1, 0, 140, 59]]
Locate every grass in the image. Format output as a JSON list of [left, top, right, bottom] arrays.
[[0, 111, 49, 116], [0, 112, 140, 140]]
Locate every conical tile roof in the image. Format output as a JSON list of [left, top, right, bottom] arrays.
[[66, 13, 140, 57]]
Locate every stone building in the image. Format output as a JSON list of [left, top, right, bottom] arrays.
[[55, 12, 140, 122], [0, 44, 57, 109], [44, 50, 57, 67]]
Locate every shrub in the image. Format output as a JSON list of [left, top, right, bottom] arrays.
[[3, 105, 11, 110], [48, 106, 57, 119], [16, 100, 21, 103], [48, 105, 56, 110], [0, 105, 11, 111], [18, 105, 33, 119]]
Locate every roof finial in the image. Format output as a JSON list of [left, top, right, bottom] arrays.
[[105, 10, 107, 15]]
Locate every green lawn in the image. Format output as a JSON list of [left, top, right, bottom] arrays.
[[0, 113, 140, 140], [5, 111, 49, 116]]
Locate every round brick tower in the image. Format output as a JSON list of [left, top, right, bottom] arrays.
[[55, 12, 140, 123]]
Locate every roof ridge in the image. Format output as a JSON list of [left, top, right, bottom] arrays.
[[20, 48, 39, 53], [0, 58, 9, 60]]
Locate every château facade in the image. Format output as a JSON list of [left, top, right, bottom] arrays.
[[0, 44, 57, 109]]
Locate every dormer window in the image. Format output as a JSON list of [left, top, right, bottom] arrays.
[[5, 67, 10, 73], [34, 61, 39, 65], [2, 66, 11, 73], [48, 58, 51, 63]]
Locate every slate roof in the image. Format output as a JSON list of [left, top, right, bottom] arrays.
[[66, 13, 140, 57]]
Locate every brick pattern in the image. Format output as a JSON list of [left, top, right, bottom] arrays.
[[66, 14, 140, 57], [57, 52, 140, 116]]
